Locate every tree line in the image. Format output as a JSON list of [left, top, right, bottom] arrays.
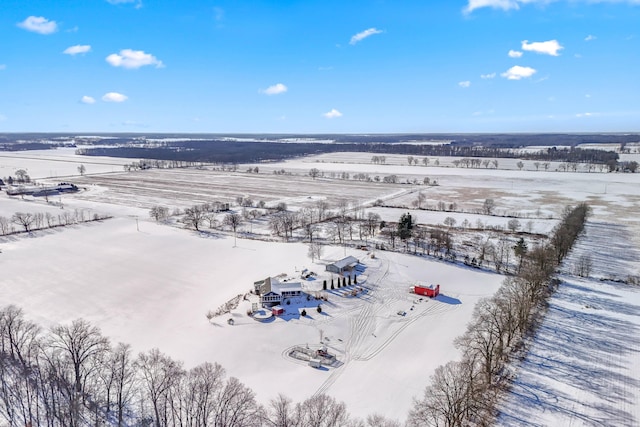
[[74, 139, 621, 167], [407, 203, 591, 426], [0, 306, 401, 427], [0, 209, 110, 235]]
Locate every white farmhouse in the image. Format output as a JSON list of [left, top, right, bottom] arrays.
[[253, 275, 303, 307]]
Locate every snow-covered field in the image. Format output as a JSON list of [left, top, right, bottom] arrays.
[[1, 148, 639, 423], [0, 147, 133, 179], [497, 221, 640, 426]]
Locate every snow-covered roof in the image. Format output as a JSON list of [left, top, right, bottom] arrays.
[[271, 281, 302, 294], [330, 256, 359, 269]]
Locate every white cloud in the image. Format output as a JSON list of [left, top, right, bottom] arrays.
[[576, 112, 594, 117], [585, 34, 597, 41], [63, 45, 91, 55], [480, 72, 496, 79], [106, 49, 163, 69], [260, 83, 288, 95], [102, 92, 128, 102], [106, 0, 143, 8], [464, 0, 519, 14], [501, 65, 537, 80], [521, 39, 563, 56], [465, 0, 640, 15], [81, 96, 96, 104], [323, 109, 343, 119], [350, 28, 383, 45], [508, 49, 523, 58], [458, 81, 471, 88], [0, 64, 6, 70], [17, 16, 58, 35], [472, 109, 495, 116]]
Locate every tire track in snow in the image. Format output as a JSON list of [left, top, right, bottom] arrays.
[[313, 256, 391, 397]]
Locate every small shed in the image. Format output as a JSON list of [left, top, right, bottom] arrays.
[[411, 284, 440, 298], [326, 256, 359, 275], [272, 306, 284, 316], [309, 359, 322, 368]]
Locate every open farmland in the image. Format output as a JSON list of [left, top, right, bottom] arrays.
[[1, 147, 640, 424], [68, 167, 409, 214]]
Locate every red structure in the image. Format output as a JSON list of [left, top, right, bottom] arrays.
[[411, 284, 440, 298], [272, 306, 284, 316]]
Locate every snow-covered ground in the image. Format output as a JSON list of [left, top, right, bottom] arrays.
[[0, 147, 133, 179], [496, 221, 640, 426], [1, 147, 639, 422], [0, 209, 503, 421]]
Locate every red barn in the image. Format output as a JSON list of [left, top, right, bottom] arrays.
[[272, 306, 284, 316], [411, 284, 440, 298]]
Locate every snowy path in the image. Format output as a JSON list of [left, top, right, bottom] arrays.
[[313, 251, 461, 397]]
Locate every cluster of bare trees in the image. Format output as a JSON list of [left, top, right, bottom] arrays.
[[451, 159, 498, 169], [0, 307, 262, 427], [0, 210, 109, 235], [177, 202, 230, 231], [2, 169, 32, 185], [119, 159, 210, 172], [407, 203, 591, 426], [0, 306, 401, 427]]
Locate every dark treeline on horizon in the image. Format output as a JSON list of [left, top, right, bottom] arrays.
[[76, 140, 620, 164], [0, 132, 634, 164], [1, 132, 639, 145]]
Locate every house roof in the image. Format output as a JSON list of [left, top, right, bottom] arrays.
[[330, 256, 359, 269], [271, 280, 302, 294]]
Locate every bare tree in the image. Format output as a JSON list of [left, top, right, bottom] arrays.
[[266, 394, 297, 427], [224, 213, 243, 247], [415, 191, 426, 209], [183, 205, 207, 231], [309, 168, 321, 179], [482, 199, 495, 215], [315, 200, 329, 222], [110, 343, 136, 427], [293, 394, 351, 427], [443, 217, 456, 228], [77, 165, 86, 176], [407, 359, 480, 427], [365, 414, 402, 427], [0, 216, 12, 234], [11, 212, 35, 232], [507, 218, 521, 232], [149, 206, 169, 222], [136, 348, 184, 427], [14, 169, 29, 183], [213, 376, 263, 426], [49, 319, 109, 396], [308, 242, 323, 262], [573, 254, 593, 277]]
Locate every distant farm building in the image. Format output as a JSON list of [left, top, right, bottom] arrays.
[[326, 256, 359, 275], [6, 182, 78, 197], [271, 306, 284, 316], [411, 284, 440, 298], [254, 275, 303, 307]]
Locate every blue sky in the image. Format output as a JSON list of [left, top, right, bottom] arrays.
[[1, 0, 639, 133]]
